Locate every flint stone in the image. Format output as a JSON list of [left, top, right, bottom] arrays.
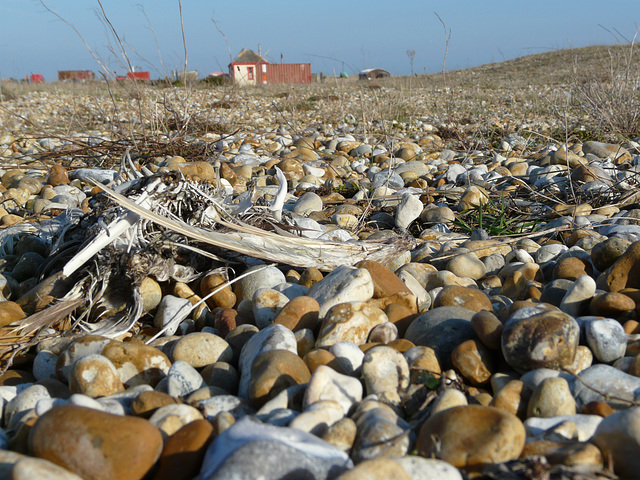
[[592, 407, 640, 479], [525, 414, 603, 441], [308, 265, 374, 318], [404, 307, 476, 368], [195, 417, 353, 480], [573, 364, 640, 409], [238, 324, 297, 399], [583, 317, 626, 363]]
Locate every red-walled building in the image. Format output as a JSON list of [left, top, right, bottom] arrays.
[[228, 49, 311, 85]]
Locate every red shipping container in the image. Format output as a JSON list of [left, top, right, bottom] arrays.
[[263, 64, 311, 85], [127, 71, 150, 80]]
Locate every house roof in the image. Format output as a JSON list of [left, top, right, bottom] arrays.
[[232, 49, 268, 64]]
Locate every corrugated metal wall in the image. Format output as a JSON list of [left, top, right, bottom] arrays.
[[265, 64, 311, 84]]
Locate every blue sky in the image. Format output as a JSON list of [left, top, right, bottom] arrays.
[[1, 0, 638, 81]]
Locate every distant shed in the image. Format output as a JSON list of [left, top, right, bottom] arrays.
[[58, 70, 95, 82], [229, 48, 311, 85], [359, 68, 390, 80], [127, 71, 150, 81]]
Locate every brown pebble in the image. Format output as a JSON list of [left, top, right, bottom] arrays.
[[272, 296, 319, 332], [581, 401, 614, 417], [299, 267, 323, 288], [132, 391, 181, 418], [48, 165, 70, 186], [154, 419, 214, 480], [470, 311, 503, 351]]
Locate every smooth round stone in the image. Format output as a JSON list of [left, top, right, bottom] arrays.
[[0, 300, 26, 328], [131, 391, 180, 418], [30, 406, 161, 479], [11, 456, 84, 480], [355, 260, 412, 299], [490, 380, 528, 419], [69, 354, 124, 398], [417, 405, 525, 468], [315, 301, 388, 348], [237, 324, 297, 400], [166, 360, 205, 398], [329, 342, 364, 376], [393, 456, 463, 480], [573, 364, 640, 409], [591, 237, 632, 271], [290, 400, 345, 436], [70, 168, 117, 184], [351, 407, 410, 463], [303, 364, 363, 415], [101, 340, 170, 388], [589, 292, 635, 317], [524, 414, 603, 441], [420, 205, 456, 224], [470, 311, 502, 351], [195, 395, 253, 421], [536, 244, 568, 264], [33, 350, 58, 381], [451, 339, 495, 386], [138, 277, 162, 313], [601, 241, 640, 292], [171, 332, 233, 368], [252, 288, 290, 329], [293, 192, 323, 215], [583, 317, 627, 363], [154, 295, 192, 336], [431, 388, 468, 415], [527, 377, 576, 418], [404, 307, 476, 369], [396, 270, 431, 311], [272, 296, 319, 332], [308, 265, 374, 317], [200, 362, 239, 394], [47, 164, 70, 186], [559, 275, 596, 317], [248, 350, 310, 408], [395, 192, 423, 229], [148, 403, 203, 438], [592, 407, 640, 479], [233, 265, 286, 303], [362, 346, 409, 405], [501, 310, 580, 373], [322, 417, 357, 452], [368, 321, 398, 343], [447, 253, 486, 280], [154, 419, 214, 480], [200, 272, 236, 310], [434, 285, 493, 312], [336, 458, 411, 480], [5, 384, 50, 430], [197, 417, 353, 480]]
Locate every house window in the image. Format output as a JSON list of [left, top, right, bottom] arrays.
[[247, 67, 254, 80]]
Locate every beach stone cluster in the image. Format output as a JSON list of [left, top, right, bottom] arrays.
[[0, 85, 640, 479]]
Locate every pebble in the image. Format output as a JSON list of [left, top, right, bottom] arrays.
[[170, 332, 233, 367], [29, 405, 162, 480], [308, 265, 374, 317], [315, 301, 387, 348], [592, 407, 640, 479], [417, 405, 525, 468], [501, 309, 580, 372], [304, 365, 363, 414]]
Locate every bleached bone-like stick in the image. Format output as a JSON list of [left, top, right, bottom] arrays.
[[268, 166, 288, 222], [61, 179, 161, 278]]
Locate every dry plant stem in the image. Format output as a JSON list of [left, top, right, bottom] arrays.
[[91, 180, 410, 271]]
